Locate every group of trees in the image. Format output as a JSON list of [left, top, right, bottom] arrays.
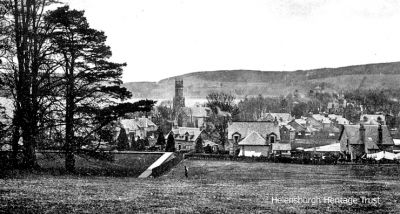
[[205, 92, 239, 149], [344, 90, 400, 115], [344, 89, 400, 125], [153, 100, 173, 132], [237, 95, 289, 121], [156, 129, 175, 152], [116, 128, 150, 151], [0, 1, 154, 171], [236, 91, 339, 121]]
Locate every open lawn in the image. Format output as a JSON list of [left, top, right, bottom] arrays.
[[1, 160, 400, 213]]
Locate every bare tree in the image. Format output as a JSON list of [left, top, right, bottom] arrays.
[[205, 92, 239, 150]]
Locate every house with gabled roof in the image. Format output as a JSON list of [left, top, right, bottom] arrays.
[[169, 127, 209, 151], [288, 119, 306, 133], [280, 125, 295, 143], [119, 117, 158, 142], [306, 116, 324, 130], [339, 124, 394, 161], [237, 131, 270, 156], [228, 119, 284, 156], [288, 118, 317, 139]]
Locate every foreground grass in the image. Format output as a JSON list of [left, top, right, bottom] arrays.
[[1, 160, 400, 213]]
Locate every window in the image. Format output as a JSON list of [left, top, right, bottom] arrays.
[[185, 133, 189, 141], [178, 145, 181, 150], [232, 133, 241, 143], [270, 135, 276, 144]]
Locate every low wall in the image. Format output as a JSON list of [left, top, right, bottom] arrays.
[[151, 153, 184, 177]]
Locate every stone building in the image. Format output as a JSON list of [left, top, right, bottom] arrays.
[[339, 124, 394, 161], [169, 127, 210, 152], [227, 118, 281, 157]]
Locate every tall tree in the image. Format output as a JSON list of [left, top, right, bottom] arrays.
[[154, 102, 173, 132], [1, 0, 60, 169], [195, 135, 204, 153], [205, 92, 239, 150], [165, 133, 175, 152], [156, 129, 166, 149], [135, 137, 145, 151], [45, 6, 155, 171], [117, 128, 128, 151], [291, 102, 308, 119], [130, 135, 137, 151]]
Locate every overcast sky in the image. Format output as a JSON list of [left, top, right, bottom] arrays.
[[65, 0, 400, 82]]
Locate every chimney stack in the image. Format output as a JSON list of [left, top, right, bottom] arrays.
[[359, 124, 365, 144], [378, 124, 383, 145]]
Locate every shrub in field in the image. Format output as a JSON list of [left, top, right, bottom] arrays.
[[195, 136, 204, 153], [136, 138, 146, 151], [130, 136, 137, 151], [117, 128, 129, 150], [165, 133, 176, 152], [156, 131, 166, 149]]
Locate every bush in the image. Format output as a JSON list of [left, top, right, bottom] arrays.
[[195, 136, 204, 153], [117, 128, 129, 150], [217, 150, 229, 155], [165, 134, 175, 152]]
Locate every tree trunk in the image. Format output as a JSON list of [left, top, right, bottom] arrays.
[[12, 0, 39, 170], [11, 112, 20, 168], [65, 93, 75, 172], [21, 121, 37, 169], [65, 59, 75, 172]]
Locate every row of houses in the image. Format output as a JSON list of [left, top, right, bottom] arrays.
[[158, 111, 395, 160], [226, 112, 396, 161], [167, 80, 395, 159]]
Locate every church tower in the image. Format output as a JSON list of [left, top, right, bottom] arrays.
[[173, 79, 185, 117]]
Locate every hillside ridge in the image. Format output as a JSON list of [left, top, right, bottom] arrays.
[[123, 61, 400, 99]]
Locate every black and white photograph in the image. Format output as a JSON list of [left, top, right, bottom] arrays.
[[1, 0, 400, 213]]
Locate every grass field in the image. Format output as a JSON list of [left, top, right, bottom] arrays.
[[1, 160, 400, 213]]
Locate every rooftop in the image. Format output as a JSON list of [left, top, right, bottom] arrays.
[[340, 124, 393, 145], [228, 121, 280, 140], [238, 131, 266, 146]]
